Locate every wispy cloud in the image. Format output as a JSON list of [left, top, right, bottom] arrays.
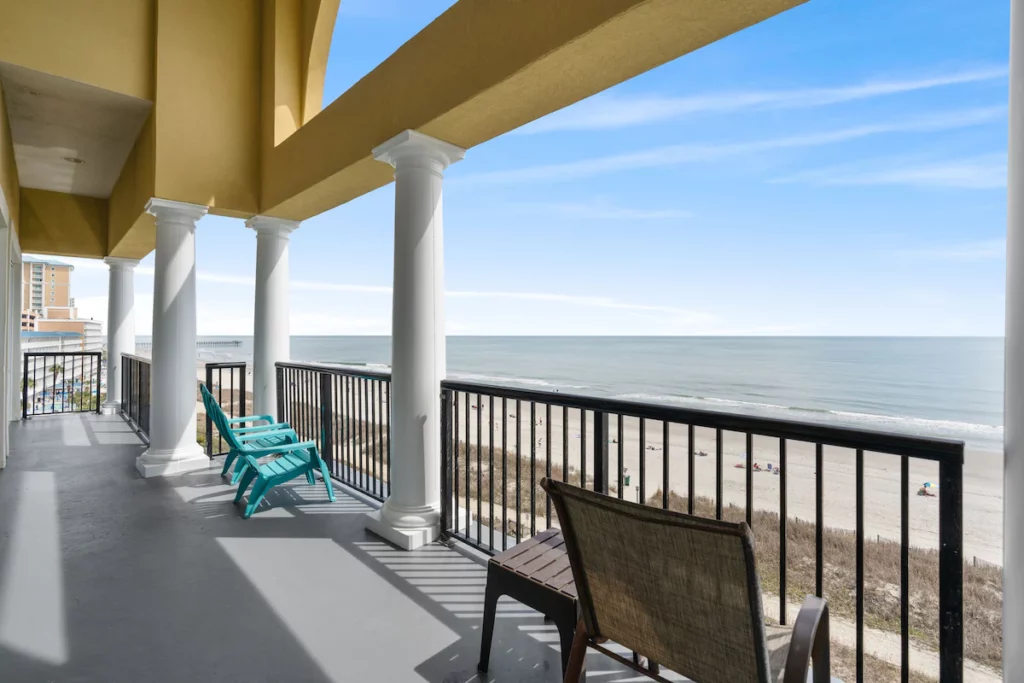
[[772, 153, 1007, 189], [519, 66, 1008, 134], [511, 200, 690, 221], [85, 262, 708, 322], [896, 239, 1005, 261], [463, 107, 1005, 185]]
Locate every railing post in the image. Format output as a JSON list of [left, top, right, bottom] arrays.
[[938, 451, 964, 683], [204, 364, 213, 457], [439, 388, 453, 542], [131, 356, 136, 420], [21, 352, 28, 419], [320, 373, 334, 474], [593, 410, 609, 494], [141, 359, 151, 438], [240, 363, 248, 416], [123, 356, 130, 420], [94, 353, 101, 413], [275, 364, 284, 424]]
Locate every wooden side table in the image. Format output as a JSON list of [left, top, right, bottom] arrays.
[[477, 528, 581, 679]]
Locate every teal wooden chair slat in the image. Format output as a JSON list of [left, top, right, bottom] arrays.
[[199, 384, 296, 479], [201, 383, 335, 518], [231, 443, 335, 518]]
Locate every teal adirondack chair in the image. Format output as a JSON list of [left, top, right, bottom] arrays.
[[202, 385, 335, 518], [199, 384, 296, 481]]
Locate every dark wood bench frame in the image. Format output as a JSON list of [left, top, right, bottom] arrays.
[[477, 528, 581, 679]]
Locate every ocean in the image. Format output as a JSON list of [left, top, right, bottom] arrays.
[[168, 336, 1005, 452]]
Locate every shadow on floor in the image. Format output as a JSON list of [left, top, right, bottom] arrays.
[[0, 414, 641, 683]]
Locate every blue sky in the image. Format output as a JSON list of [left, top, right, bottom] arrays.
[[54, 0, 1010, 336]]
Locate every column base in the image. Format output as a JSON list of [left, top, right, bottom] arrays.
[[136, 445, 210, 478], [363, 510, 439, 551], [101, 400, 121, 416]]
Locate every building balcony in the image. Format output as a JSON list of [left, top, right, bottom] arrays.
[[0, 0, 1013, 677]]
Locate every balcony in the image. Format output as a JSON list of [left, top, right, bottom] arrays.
[[0, 412, 611, 683], [0, 2, 1016, 680]]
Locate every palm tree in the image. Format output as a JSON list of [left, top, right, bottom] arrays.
[[49, 364, 63, 404]]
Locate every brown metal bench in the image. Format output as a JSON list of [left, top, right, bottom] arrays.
[[477, 528, 581, 678]]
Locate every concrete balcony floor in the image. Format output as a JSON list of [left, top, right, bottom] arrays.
[[0, 413, 641, 683]]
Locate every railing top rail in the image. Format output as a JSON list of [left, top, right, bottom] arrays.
[[440, 379, 965, 463], [206, 361, 247, 369], [276, 360, 391, 381], [120, 353, 151, 364], [25, 351, 101, 357]]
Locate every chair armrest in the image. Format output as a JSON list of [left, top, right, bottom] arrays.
[[782, 595, 830, 683], [233, 422, 289, 435], [226, 414, 276, 426], [242, 440, 317, 458], [239, 453, 264, 473], [237, 428, 297, 443]]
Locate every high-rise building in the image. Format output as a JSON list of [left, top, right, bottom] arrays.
[[22, 256, 76, 318], [21, 256, 102, 351]]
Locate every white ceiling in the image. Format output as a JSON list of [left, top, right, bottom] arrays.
[[0, 62, 151, 198]]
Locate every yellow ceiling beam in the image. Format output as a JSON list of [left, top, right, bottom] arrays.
[[0, 82, 19, 234], [261, 0, 807, 220], [0, 0, 154, 101], [19, 188, 107, 259], [105, 0, 340, 259], [301, 0, 341, 124], [262, 0, 304, 150], [107, 113, 156, 259], [152, 0, 261, 216], [261, 0, 340, 149]]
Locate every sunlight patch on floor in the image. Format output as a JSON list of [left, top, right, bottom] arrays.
[[0, 471, 67, 664], [217, 537, 457, 682], [60, 417, 90, 446]]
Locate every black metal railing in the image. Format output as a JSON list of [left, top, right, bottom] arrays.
[[22, 351, 103, 418], [276, 361, 391, 502], [439, 380, 964, 683], [204, 362, 248, 457], [120, 354, 151, 440]]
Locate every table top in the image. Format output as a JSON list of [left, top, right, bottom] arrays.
[[489, 528, 577, 598]]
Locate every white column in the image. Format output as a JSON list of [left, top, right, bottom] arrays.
[[1006, 1, 1024, 675], [246, 216, 298, 418], [8, 250, 20, 423], [364, 130, 464, 550], [136, 198, 209, 478], [101, 257, 139, 415], [0, 220, 10, 468]]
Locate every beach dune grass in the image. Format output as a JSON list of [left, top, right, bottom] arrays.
[[651, 490, 1002, 677]]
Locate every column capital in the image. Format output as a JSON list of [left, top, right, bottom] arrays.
[[103, 257, 140, 270], [373, 130, 465, 171], [246, 215, 300, 237], [145, 198, 208, 224]]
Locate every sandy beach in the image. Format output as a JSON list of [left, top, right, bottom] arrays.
[[451, 392, 1004, 565]]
